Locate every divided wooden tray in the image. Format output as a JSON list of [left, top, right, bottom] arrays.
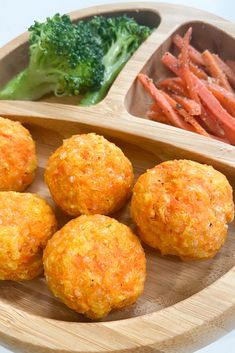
[[0, 3, 235, 353]]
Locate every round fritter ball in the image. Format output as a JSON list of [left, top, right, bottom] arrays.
[[0, 117, 37, 191], [0, 192, 57, 280], [43, 214, 146, 320], [131, 160, 234, 260], [44, 133, 134, 216]]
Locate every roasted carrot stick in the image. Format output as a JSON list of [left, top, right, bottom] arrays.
[[189, 61, 208, 79], [138, 73, 194, 131], [203, 80, 235, 116], [161, 52, 235, 140], [148, 102, 166, 118], [177, 53, 208, 79], [147, 111, 170, 124], [172, 33, 205, 66], [179, 28, 192, 68], [158, 77, 188, 96], [160, 91, 209, 136], [190, 74, 235, 144], [162, 51, 199, 101], [149, 103, 212, 138], [158, 77, 216, 135], [213, 55, 235, 87], [149, 102, 163, 113], [147, 104, 170, 124], [171, 94, 201, 115], [149, 27, 235, 144], [202, 50, 233, 92], [162, 52, 181, 76], [178, 28, 200, 102], [200, 104, 226, 137]]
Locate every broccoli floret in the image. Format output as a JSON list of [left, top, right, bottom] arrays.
[[0, 14, 104, 100], [0, 14, 151, 104], [80, 15, 151, 106]]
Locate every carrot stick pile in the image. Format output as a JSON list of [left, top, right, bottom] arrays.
[[138, 27, 235, 145]]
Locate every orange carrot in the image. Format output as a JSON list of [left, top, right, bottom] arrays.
[[202, 50, 233, 92], [190, 73, 235, 144], [200, 104, 225, 137], [189, 61, 208, 79], [172, 33, 205, 66], [148, 102, 166, 118], [213, 55, 235, 87], [179, 28, 192, 68], [147, 103, 170, 124], [138, 73, 194, 131], [178, 28, 200, 102], [147, 111, 170, 124], [162, 52, 181, 76], [171, 94, 201, 115], [162, 51, 200, 102], [160, 91, 209, 136], [161, 52, 234, 139], [144, 27, 235, 145], [177, 53, 208, 79], [158, 77, 188, 96], [203, 80, 235, 116], [149, 102, 163, 113]]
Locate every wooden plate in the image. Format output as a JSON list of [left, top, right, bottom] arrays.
[[0, 3, 235, 353]]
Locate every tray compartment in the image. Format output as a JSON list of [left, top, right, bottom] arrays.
[[125, 21, 235, 119], [0, 9, 160, 105], [0, 117, 234, 323]]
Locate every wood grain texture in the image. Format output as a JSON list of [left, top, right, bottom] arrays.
[[0, 3, 235, 353]]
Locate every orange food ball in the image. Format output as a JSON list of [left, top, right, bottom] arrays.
[[131, 160, 234, 260], [43, 215, 146, 320], [44, 133, 134, 216], [0, 117, 37, 191], [0, 192, 57, 280]]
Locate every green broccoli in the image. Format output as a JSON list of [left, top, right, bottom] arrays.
[[0, 14, 151, 104], [0, 14, 104, 100], [79, 15, 152, 106]]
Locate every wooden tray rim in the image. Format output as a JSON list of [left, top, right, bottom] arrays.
[[0, 2, 235, 352]]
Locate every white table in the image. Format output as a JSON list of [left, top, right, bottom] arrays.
[[0, 1, 234, 352]]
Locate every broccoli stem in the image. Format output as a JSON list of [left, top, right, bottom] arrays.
[[79, 32, 140, 107], [79, 63, 125, 106], [0, 69, 57, 101], [0, 71, 29, 100], [80, 43, 130, 106]]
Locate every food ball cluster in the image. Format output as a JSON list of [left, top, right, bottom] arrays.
[[44, 133, 134, 216], [43, 214, 146, 320], [0, 114, 234, 320], [0, 117, 37, 191], [0, 192, 57, 280], [131, 160, 234, 260]]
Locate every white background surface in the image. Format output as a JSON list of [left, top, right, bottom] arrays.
[[0, 0, 234, 352]]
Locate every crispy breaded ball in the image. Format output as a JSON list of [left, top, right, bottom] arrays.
[[0, 117, 37, 191], [43, 215, 146, 320], [131, 160, 234, 260], [0, 192, 57, 280], [44, 133, 134, 216]]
